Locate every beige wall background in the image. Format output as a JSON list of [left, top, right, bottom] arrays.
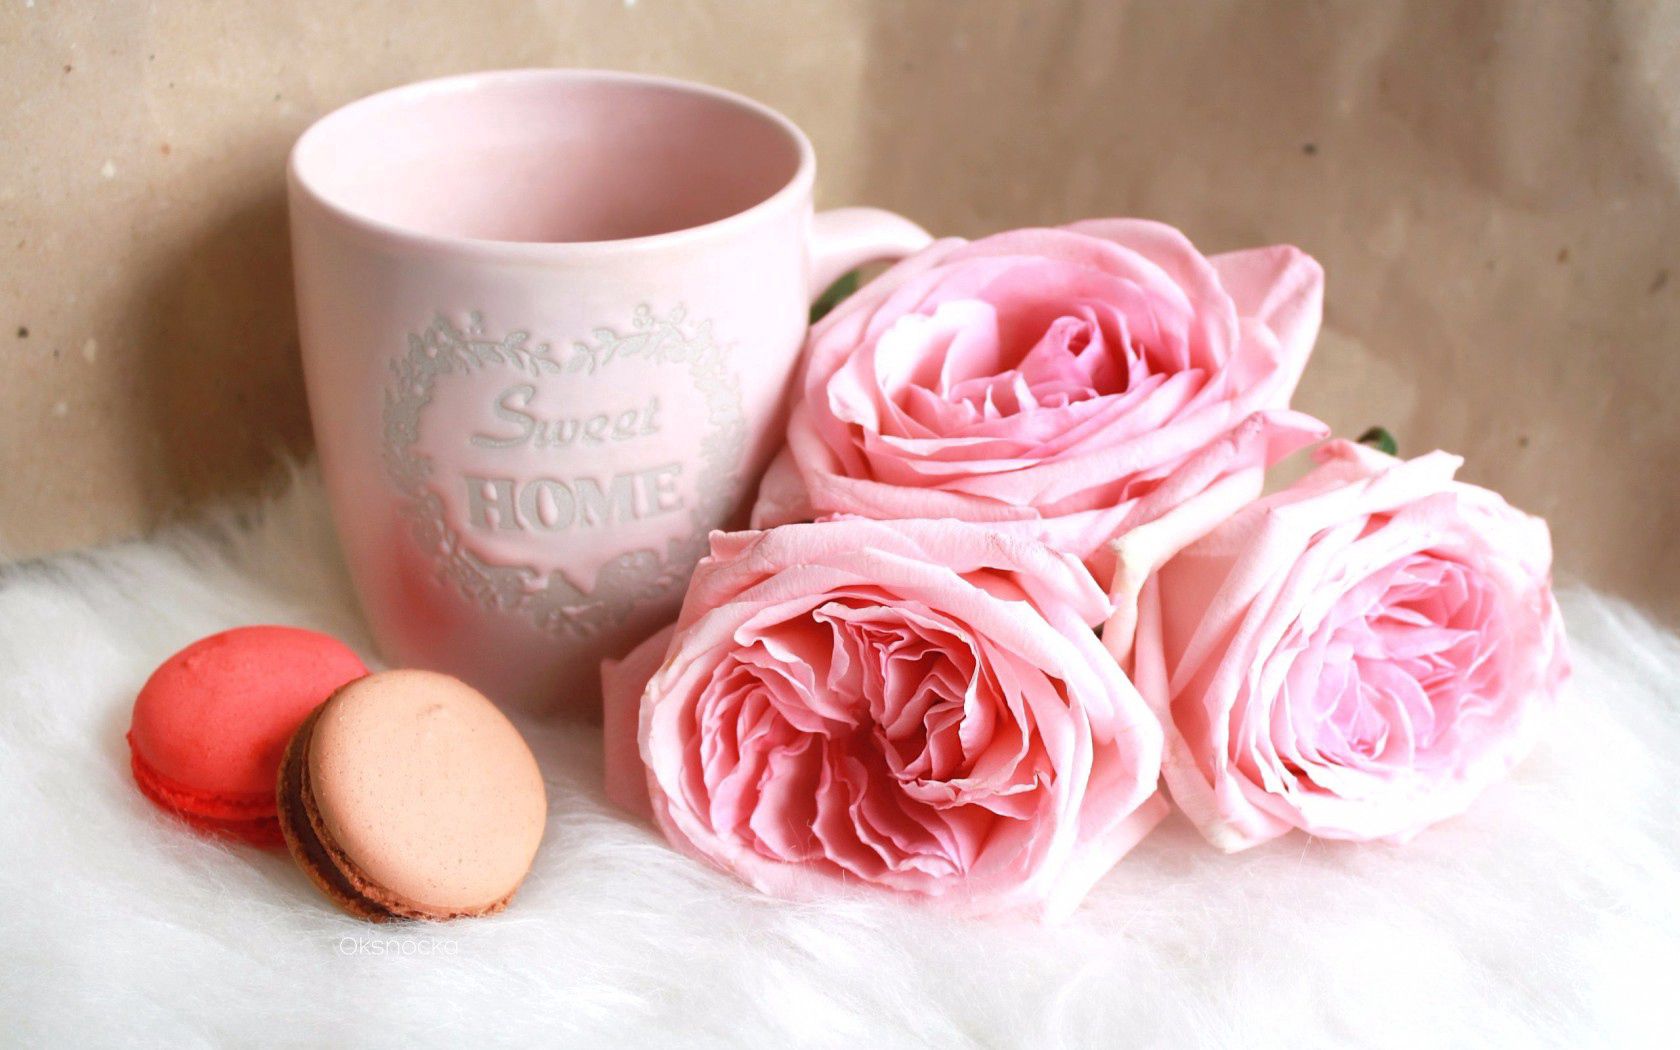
[[3, 0, 1677, 622]]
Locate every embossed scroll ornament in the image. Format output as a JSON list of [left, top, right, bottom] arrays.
[[382, 305, 747, 639]]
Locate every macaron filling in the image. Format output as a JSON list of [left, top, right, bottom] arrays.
[[129, 740, 284, 845]]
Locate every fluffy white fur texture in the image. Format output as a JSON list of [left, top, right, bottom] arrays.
[[1, 465, 1676, 1049]]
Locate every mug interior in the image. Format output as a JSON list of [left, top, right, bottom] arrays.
[[292, 71, 808, 244]]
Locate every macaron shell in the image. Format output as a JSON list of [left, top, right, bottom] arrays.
[[129, 626, 368, 799], [130, 745, 285, 846], [307, 670, 546, 915]]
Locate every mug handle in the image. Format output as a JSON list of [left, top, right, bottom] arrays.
[[809, 207, 933, 299]]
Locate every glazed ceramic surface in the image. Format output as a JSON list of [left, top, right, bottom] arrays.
[[289, 69, 929, 714]]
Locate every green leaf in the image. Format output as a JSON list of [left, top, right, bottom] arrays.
[[810, 269, 862, 323], [1357, 426, 1399, 456]]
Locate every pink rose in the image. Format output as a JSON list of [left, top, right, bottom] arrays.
[[1107, 440, 1569, 850], [752, 219, 1330, 576], [602, 517, 1166, 919]]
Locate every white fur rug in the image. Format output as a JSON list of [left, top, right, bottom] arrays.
[[1, 465, 1676, 1048]]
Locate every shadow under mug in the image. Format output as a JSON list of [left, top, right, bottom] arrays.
[[289, 69, 930, 716]]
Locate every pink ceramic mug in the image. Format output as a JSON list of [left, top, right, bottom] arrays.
[[289, 69, 929, 715]]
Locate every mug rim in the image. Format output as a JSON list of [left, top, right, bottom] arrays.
[[287, 68, 817, 257]]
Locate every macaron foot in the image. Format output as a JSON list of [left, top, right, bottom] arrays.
[[129, 744, 285, 847]]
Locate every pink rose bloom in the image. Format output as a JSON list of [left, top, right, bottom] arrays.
[[602, 517, 1166, 919], [1106, 440, 1569, 851], [752, 219, 1330, 576]]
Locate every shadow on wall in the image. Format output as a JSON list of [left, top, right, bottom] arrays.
[[131, 184, 313, 517], [852, 0, 1680, 623]]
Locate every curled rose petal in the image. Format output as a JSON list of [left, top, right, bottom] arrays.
[[603, 517, 1167, 919], [1111, 439, 1570, 850], [751, 220, 1329, 573]]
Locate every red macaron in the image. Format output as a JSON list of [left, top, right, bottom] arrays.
[[128, 626, 368, 846]]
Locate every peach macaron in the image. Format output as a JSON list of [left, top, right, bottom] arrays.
[[277, 669, 547, 921]]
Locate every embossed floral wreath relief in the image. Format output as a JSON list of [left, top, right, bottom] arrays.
[[384, 304, 747, 641], [596, 219, 1570, 921]]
